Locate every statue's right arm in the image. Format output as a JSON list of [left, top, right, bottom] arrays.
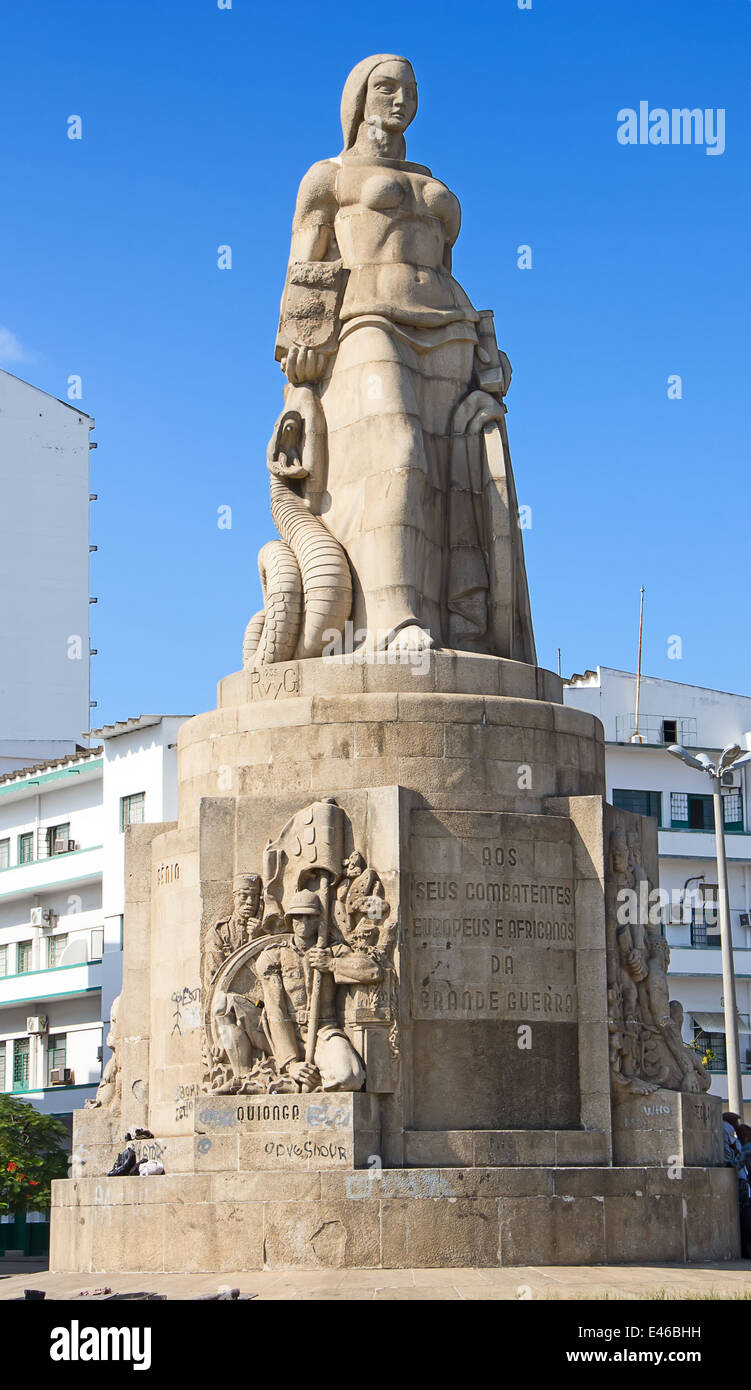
[[288, 160, 338, 262], [279, 161, 340, 386]]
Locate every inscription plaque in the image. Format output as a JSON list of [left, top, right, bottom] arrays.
[[408, 809, 581, 1130]]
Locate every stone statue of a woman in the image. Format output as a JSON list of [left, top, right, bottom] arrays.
[[245, 54, 536, 665]]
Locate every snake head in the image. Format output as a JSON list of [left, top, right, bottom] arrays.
[[267, 409, 309, 479]]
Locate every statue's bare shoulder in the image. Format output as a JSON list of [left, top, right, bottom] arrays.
[[292, 159, 339, 230]]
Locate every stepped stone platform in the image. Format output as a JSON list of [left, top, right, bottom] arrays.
[[52, 1166, 738, 1273]]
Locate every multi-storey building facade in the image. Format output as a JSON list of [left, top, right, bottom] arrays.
[[565, 667, 751, 1117], [0, 717, 186, 1134], [0, 369, 94, 775]]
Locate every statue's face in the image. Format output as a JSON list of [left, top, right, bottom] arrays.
[[292, 913, 318, 948], [364, 60, 417, 137], [612, 846, 628, 874]]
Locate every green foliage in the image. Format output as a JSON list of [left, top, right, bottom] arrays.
[[0, 1094, 68, 1214]]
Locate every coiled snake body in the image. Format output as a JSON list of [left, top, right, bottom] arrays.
[[243, 401, 352, 666]]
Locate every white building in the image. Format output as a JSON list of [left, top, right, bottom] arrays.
[[0, 716, 187, 1131], [0, 370, 94, 775], [565, 667, 751, 1116]]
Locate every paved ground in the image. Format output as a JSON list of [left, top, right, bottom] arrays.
[[1, 1259, 751, 1299]]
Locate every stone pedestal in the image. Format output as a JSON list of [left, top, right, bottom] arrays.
[[612, 1089, 724, 1168], [50, 654, 739, 1271]]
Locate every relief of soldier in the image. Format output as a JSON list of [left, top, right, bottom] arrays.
[[202, 800, 396, 1095]]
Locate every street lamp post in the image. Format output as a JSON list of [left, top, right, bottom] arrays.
[[667, 742, 751, 1118]]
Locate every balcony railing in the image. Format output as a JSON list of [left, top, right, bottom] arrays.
[[614, 714, 698, 746]]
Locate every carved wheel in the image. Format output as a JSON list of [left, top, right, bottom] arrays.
[[203, 933, 288, 1055]]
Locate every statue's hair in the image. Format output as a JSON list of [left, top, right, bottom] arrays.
[[340, 54, 415, 153]]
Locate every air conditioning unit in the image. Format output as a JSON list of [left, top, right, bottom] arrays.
[[49, 1068, 73, 1086], [66, 840, 78, 852], [27, 1015, 48, 1034], [722, 769, 742, 788], [740, 912, 751, 929], [30, 906, 53, 928]]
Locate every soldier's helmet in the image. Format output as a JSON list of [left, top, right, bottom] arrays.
[[288, 889, 322, 916]]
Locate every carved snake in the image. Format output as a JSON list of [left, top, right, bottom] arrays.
[[244, 402, 352, 666]]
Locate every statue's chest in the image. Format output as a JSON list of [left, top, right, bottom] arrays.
[[279, 950, 311, 1007], [336, 164, 456, 227]]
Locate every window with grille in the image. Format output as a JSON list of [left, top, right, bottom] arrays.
[[722, 790, 743, 831], [695, 1030, 726, 1073], [17, 941, 32, 974], [0, 839, 8, 870], [612, 789, 662, 824], [0, 946, 6, 978], [671, 792, 688, 825], [12, 1039, 29, 1091], [46, 1035, 66, 1084], [120, 792, 145, 830], [18, 833, 33, 865], [46, 823, 71, 855], [47, 934, 68, 968]]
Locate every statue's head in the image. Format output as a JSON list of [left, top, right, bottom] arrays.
[[106, 994, 121, 1048], [233, 873, 261, 918], [340, 55, 417, 154], [288, 889, 322, 947], [627, 831, 646, 875]]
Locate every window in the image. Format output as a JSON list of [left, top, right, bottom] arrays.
[[46, 1034, 66, 1084], [671, 793, 715, 831], [0, 839, 8, 869], [12, 1038, 29, 1091], [18, 832, 33, 865], [612, 789, 662, 824], [16, 941, 32, 974], [690, 919, 717, 948], [0, 946, 6, 978], [46, 823, 71, 855], [695, 1030, 726, 1074], [47, 934, 68, 969], [723, 790, 743, 832], [120, 792, 145, 830], [689, 794, 713, 831], [661, 718, 678, 745], [0, 1042, 5, 1091]]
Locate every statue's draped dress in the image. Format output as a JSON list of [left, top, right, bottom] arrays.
[[317, 152, 479, 643]]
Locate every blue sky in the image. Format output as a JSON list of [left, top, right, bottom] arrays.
[[1, 0, 749, 722]]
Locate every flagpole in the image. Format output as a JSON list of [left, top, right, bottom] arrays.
[[630, 586, 645, 744]]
